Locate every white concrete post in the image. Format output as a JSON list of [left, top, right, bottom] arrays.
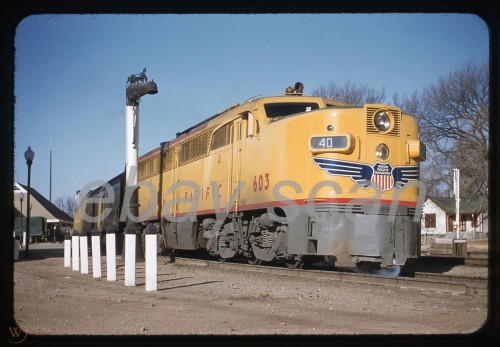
[[91, 230, 101, 278], [106, 227, 116, 281], [80, 233, 89, 274], [72, 234, 80, 271], [13, 237, 20, 261], [124, 231, 136, 286], [64, 234, 71, 267], [145, 223, 157, 291]]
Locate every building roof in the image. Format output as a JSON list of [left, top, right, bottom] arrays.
[[427, 196, 488, 215], [13, 182, 74, 224]]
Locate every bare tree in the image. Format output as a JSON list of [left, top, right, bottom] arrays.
[[416, 61, 489, 198], [54, 195, 77, 218], [54, 196, 65, 212], [64, 196, 77, 218], [312, 80, 386, 105]]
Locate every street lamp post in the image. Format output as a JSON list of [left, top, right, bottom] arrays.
[[24, 146, 35, 259]]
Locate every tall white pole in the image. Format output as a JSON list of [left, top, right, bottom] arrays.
[[454, 168, 460, 239], [125, 104, 138, 187], [122, 69, 158, 286], [124, 103, 139, 286]]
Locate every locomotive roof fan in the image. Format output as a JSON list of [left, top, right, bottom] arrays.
[[285, 82, 304, 96]]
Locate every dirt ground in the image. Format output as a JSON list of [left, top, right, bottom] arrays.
[[11, 243, 490, 340]]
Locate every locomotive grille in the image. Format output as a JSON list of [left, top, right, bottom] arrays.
[[180, 127, 214, 165], [138, 153, 160, 180], [366, 107, 401, 136], [315, 203, 364, 214], [163, 146, 175, 171]]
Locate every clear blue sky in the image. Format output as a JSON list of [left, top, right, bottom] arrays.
[[13, 13, 488, 202]]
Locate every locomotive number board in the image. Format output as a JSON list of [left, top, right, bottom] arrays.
[[310, 136, 348, 149]]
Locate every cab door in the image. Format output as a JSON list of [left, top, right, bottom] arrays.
[[230, 118, 245, 211], [171, 147, 180, 218]]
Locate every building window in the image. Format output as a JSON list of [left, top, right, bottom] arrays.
[[447, 216, 455, 232], [472, 214, 481, 228], [424, 214, 436, 228], [460, 215, 466, 231], [447, 215, 466, 232]]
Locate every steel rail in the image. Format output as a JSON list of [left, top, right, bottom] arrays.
[[170, 257, 488, 295], [414, 272, 488, 286]]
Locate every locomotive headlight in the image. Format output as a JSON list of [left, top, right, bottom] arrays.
[[375, 143, 390, 160], [373, 110, 391, 132]]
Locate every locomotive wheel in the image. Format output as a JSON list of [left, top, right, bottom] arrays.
[[285, 258, 304, 269]]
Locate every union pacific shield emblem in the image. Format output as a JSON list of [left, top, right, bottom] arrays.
[[312, 157, 419, 191], [371, 162, 394, 191]]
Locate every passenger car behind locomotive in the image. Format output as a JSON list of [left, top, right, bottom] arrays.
[[76, 83, 426, 273]]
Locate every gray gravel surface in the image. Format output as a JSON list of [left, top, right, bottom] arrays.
[[12, 244, 488, 337]]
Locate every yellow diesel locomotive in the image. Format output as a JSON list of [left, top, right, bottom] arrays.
[[130, 82, 426, 272], [75, 83, 426, 273]]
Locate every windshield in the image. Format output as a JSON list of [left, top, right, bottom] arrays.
[[264, 102, 320, 118]]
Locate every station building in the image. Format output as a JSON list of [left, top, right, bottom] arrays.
[[13, 182, 73, 243]]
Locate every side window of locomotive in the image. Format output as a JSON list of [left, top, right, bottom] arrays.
[[210, 122, 232, 151], [264, 102, 319, 119]]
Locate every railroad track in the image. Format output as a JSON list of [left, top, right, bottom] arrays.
[[465, 252, 489, 267], [414, 272, 488, 287], [419, 252, 489, 267], [170, 256, 488, 295]]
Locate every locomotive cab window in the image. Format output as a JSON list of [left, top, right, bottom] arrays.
[[264, 102, 319, 119], [210, 122, 232, 151]]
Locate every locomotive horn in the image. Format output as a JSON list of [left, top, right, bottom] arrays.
[[294, 82, 304, 94], [285, 82, 304, 96]]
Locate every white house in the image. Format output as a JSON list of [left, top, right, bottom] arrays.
[[421, 196, 488, 238]]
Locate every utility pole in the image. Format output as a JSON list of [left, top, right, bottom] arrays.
[[49, 137, 52, 203]]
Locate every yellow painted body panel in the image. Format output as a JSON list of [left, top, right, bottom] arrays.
[[137, 96, 424, 222]]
